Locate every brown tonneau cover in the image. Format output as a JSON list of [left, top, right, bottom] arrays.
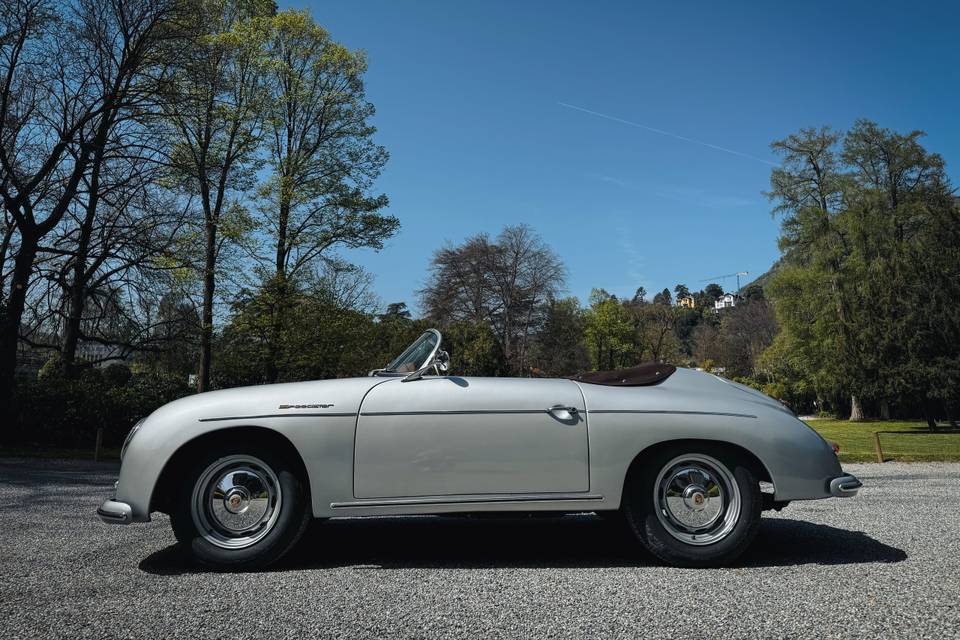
[[571, 362, 676, 387]]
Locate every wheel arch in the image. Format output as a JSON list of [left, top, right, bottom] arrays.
[[150, 425, 311, 515], [623, 438, 773, 489]]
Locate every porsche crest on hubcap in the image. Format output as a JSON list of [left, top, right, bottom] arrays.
[[654, 454, 741, 546], [191, 455, 282, 549]]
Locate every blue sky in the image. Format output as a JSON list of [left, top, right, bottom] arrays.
[[284, 0, 960, 311]]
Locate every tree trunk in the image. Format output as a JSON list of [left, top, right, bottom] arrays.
[[0, 233, 39, 415], [879, 399, 890, 421], [62, 181, 100, 376], [264, 197, 290, 385], [265, 278, 284, 384], [0, 217, 15, 295], [923, 399, 938, 430], [276, 198, 289, 278], [849, 395, 865, 422], [196, 220, 217, 392], [61, 277, 86, 375]]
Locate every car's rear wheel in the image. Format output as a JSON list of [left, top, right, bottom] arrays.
[[624, 444, 761, 567], [170, 444, 310, 570]]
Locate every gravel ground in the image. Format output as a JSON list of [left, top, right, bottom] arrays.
[[1, 458, 958, 640]]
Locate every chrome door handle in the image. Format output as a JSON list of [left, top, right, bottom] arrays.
[[547, 405, 579, 420]]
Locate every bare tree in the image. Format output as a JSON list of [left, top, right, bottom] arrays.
[[720, 300, 778, 378], [31, 180, 191, 370], [421, 233, 496, 324], [420, 225, 565, 372], [0, 0, 178, 407], [488, 226, 566, 369]]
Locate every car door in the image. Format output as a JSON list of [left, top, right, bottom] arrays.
[[353, 376, 588, 499]]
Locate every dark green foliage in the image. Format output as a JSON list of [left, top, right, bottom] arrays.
[[102, 364, 133, 387], [441, 321, 508, 377], [652, 288, 672, 305], [741, 284, 764, 302], [765, 120, 960, 421], [379, 302, 412, 322], [529, 297, 590, 376], [213, 281, 384, 386], [696, 283, 724, 309], [8, 372, 191, 449]]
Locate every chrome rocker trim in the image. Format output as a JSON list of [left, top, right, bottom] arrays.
[[829, 474, 862, 497], [97, 499, 134, 524], [331, 492, 604, 509]]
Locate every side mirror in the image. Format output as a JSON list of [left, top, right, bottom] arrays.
[[435, 350, 449, 372]]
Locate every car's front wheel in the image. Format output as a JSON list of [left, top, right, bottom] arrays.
[[624, 444, 761, 567], [170, 444, 310, 570]]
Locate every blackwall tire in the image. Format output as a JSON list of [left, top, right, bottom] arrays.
[[623, 444, 761, 567], [169, 442, 310, 570]]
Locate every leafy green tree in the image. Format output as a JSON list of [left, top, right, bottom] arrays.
[[742, 284, 765, 302], [241, 6, 404, 385], [672, 307, 701, 360], [632, 302, 681, 364], [162, 0, 275, 391], [767, 120, 960, 423], [215, 279, 381, 386], [256, 9, 397, 286], [442, 321, 508, 377], [589, 288, 615, 306], [529, 297, 589, 376], [674, 284, 690, 300], [379, 302, 412, 322], [697, 283, 724, 309], [584, 291, 634, 370], [755, 331, 817, 413], [652, 288, 672, 305]]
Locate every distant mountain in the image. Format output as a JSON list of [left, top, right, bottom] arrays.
[[742, 258, 783, 292]]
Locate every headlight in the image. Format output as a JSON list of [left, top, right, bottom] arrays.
[[121, 418, 146, 461]]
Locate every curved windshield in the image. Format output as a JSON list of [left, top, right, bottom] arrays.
[[383, 330, 440, 373]]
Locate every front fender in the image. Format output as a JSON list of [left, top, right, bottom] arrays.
[[114, 377, 386, 521]]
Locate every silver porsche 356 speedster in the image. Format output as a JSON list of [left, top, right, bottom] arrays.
[[99, 329, 861, 569]]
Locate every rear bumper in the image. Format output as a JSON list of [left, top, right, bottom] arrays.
[[97, 499, 133, 524], [829, 473, 862, 497]]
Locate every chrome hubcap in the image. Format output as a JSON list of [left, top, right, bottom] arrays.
[[654, 454, 740, 546], [191, 455, 282, 549]]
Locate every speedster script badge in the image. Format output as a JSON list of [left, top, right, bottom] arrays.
[[278, 403, 335, 409]]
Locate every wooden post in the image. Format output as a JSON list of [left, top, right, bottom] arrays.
[[872, 431, 883, 463], [94, 427, 104, 462]]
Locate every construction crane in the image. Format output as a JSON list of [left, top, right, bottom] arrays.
[[700, 271, 749, 293]]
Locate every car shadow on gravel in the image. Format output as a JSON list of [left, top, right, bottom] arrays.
[[139, 514, 906, 574]]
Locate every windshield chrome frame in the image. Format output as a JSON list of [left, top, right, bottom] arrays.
[[372, 328, 443, 377]]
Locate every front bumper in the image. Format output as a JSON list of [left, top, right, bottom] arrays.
[[97, 499, 133, 524], [829, 473, 862, 497]]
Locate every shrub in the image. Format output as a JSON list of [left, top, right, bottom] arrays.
[[102, 363, 132, 387], [9, 371, 192, 449]]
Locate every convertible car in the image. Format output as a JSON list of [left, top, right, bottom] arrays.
[[99, 329, 861, 569]]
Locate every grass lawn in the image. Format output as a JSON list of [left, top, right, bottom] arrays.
[[806, 419, 960, 462]]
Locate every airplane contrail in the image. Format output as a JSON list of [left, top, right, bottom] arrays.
[[558, 102, 777, 167]]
